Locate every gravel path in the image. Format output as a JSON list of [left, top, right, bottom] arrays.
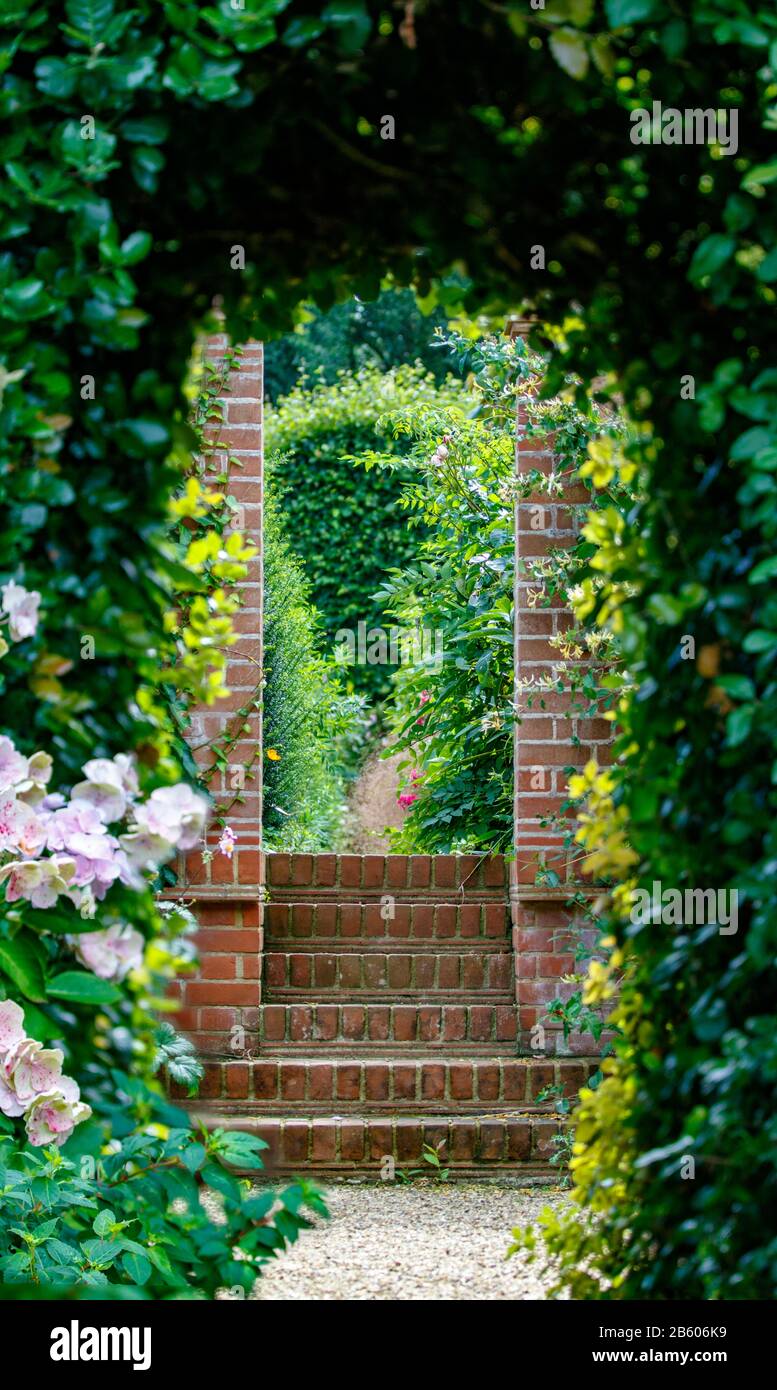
[[254, 1182, 567, 1300]]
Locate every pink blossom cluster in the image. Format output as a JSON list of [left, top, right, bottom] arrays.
[[0, 738, 209, 915], [0, 999, 90, 1147], [398, 769, 424, 809]]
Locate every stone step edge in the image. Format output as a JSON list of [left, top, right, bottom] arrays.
[[192, 1111, 565, 1171]]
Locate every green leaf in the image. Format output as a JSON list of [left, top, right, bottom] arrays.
[[93, 1208, 116, 1236], [122, 1250, 152, 1286], [46, 972, 122, 1005], [0, 936, 46, 1002], [726, 704, 754, 746], [742, 630, 775, 655], [715, 675, 755, 701], [65, 0, 115, 42], [605, 0, 658, 24], [689, 235, 736, 283], [549, 29, 589, 79], [749, 556, 777, 584]]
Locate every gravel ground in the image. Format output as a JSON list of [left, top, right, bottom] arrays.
[[253, 1181, 568, 1301]]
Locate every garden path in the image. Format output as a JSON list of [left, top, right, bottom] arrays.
[[252, 1183, 566, 1300], [346, 744, 408, 853]]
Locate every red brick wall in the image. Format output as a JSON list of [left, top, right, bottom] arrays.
[[166, 342, 610, 1063], [165, 334, 266, 1054], [511, 398, 611, 1054]]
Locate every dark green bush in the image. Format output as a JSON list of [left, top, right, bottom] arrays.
[[265, 365, 467, 698], [263, 286, 457, 403], [263, 471, 368, 850]]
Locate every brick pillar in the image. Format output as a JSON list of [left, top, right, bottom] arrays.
[[166, 335, 266, 1056], [511, 397, 612, 1055]]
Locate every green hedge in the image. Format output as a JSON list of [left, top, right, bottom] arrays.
[[265, 364, 468, 698], [263, 287, 456, 403], [262, 472, 368, 851]]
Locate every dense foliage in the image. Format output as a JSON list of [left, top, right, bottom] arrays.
[[265, 364, 466, 696], [2, 0, 775, 1300], [263, 286, 458, 403], [0, 1063, 323, 1297], [262, 470, 368, 850], [365, 331, 622, 855]]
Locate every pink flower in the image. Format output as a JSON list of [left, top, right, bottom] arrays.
[[2, 1038, 65, 1109], [0, 999, 90, 1146], [45, 802, 121, 895], [24, 1076, 91, 1148], [218, 826, 237, 859], [0, 795, 46, 855], [398, 790, 418, 809], [0, 999, 25, 1053], [0, 855, 76, 908], [129, 783, 209, 853], [0, 736, 29, 794], [418, 691, 431, 705], [1, 580, 41, 641], [67, 923, 144, 982]]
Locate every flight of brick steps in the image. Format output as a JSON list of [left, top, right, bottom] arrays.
[[186, 852, 597, 1177]]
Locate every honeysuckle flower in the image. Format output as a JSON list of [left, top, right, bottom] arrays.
[[218, 825, 237, 858], [0, 794, 47, 855], [0, 736, 29, 793], [24, 1076, 91, 1148], [67, 923, 144, 982], [0, 854, 76, 908], [2, 1037, 65, 1108], [0, 999, 25, 1052], [1, 580, 41, 641], [129, 783, 208, 852]]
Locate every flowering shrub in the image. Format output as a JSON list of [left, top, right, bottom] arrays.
[[0, 731, 326, 1295], [266, 364, 468, 698], [362, 331, 625, 855]]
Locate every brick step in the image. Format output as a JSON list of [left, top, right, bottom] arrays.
[[188, 1056, 594, 1110], [265, 900, 509, 942], [256, 1002, 519, 1049], [193, 1111, 564, 1174], [263, 950, 513, 997], [267, 853, 507, 900]]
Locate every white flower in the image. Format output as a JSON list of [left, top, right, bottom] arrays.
[[1, 581, 41, 641]]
